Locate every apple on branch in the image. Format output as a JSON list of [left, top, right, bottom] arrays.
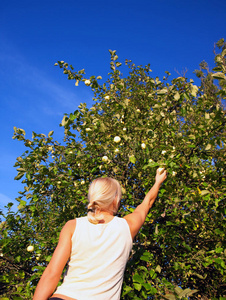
[[158, 167, 165, 175], [102, 155, 108, 162], [27, 245, 34, 252], [141, 143, 146, 149], [114, 136, 121, 143], [84, 79, 91, 86]]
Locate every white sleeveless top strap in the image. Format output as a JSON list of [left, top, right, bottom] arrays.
[[54, 216, 133, 300]]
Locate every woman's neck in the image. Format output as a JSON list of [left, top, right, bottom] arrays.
[[96, 211, 115, 223]]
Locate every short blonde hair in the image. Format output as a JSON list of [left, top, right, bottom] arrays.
[[87, 177, 122, 224]]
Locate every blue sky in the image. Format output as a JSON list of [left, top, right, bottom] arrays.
[[0, 0, 225, 215]]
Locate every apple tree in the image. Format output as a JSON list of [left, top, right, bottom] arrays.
[[0, 39, 226, 300]]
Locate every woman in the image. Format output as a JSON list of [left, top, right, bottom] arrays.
[[33, 168, 167, 300]]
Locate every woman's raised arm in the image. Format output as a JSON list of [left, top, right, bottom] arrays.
[[33, 219, 76, 300], [124, 169, 167, 240]]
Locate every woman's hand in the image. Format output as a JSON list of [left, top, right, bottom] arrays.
[[155, 168, 167, 185]]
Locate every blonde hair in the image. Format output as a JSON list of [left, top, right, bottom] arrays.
[[87, 177, 122, 224]]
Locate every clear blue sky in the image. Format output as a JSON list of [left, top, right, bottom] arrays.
[[0, 0, 225, 214]]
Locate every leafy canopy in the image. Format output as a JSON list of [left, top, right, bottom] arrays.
[[0, 40, 226, 300]]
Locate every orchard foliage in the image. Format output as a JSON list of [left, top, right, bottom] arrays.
[[1, 40, 226, 300]]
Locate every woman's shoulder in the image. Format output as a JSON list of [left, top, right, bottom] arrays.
[[65, 217, 90, 232], [115, 216, 131, 228], [63, 219, 77, 236], [65, 218, 77, 226]]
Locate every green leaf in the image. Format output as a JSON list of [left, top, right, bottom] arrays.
[[178, 288, 198, 298], [133, 282, 142, 291], [212, 72, 226, 80], [200, 190, 210, 196], [20, 200, 27, 206], [16, 167, 25, 172], [155, 265, 161, 273], [140, 255, 150, 262], [174, 286, 183, 295], [148, 286, 157, 294], [155, 224, 159, 235], [205, 144, 211, 150], [14, 172, 25, 180], [174, 92, 180, 100], [150, 269, 157, 279], [188, 134, 196, 139], [157, 87, 168, 95], [122, 285, 133, 296], [133, 273, 144, 284], [143, 282, 152, 290], [215, 247, 223, 253], [129, 155, 136, 164], [45, 255, 52, 262], [48, 130, 54, 137], [61, 115, 68, 126], [164, 294, 176, 300], [195, 273, 205, 279]]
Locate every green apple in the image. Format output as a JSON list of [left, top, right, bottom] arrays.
[[158, 167, 165, 175], [114, 136, 121, 143], [102, 156, 108, 162], [141, 143, 146, 149], [85, 79, 91, 86], [27, 245, 34, 252]]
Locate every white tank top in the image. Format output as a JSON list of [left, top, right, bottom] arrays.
[[55, 216, 133, 300]]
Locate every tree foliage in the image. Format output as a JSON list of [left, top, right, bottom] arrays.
[[1, 40, 226, 300]]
